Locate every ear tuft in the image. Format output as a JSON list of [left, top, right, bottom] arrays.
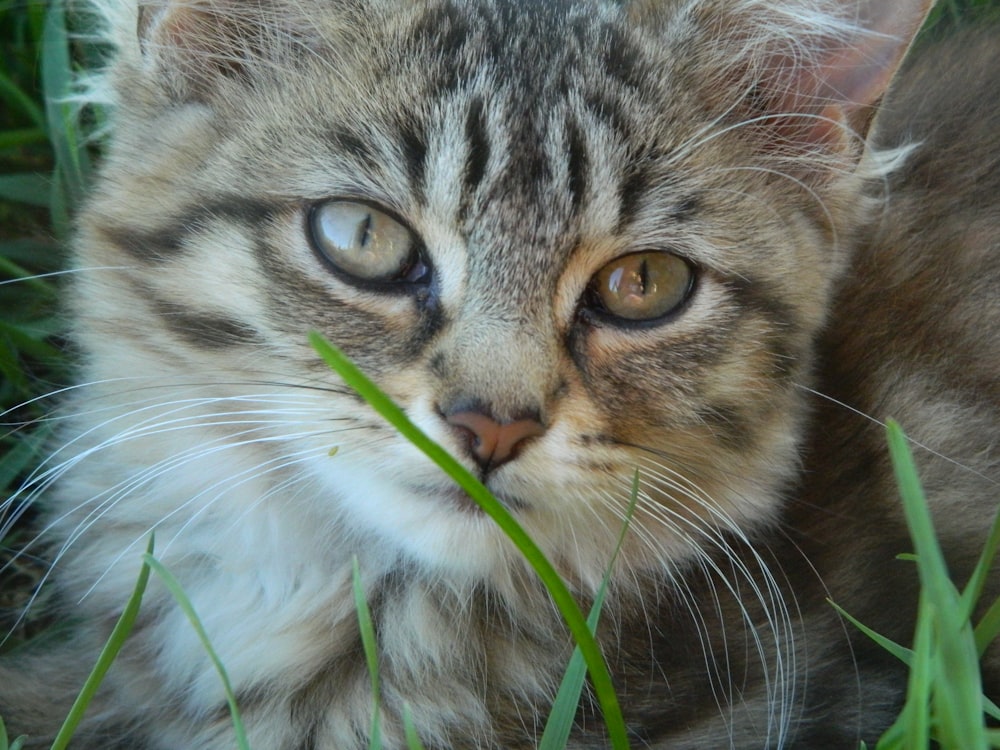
[[771, 3, 933, 149], [678, 0, 934, 171], [136, 0, 315, 102]]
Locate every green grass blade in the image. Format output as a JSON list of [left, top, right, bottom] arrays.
[[960, 505, 1000, 622], [538, 473, 639, 750], [828, 598, 914, 667], [402, 704, 427, 750], [309, 331, 629, 749], [886, 420, 988, 750], [6, 731, 26, 750], [975, 596, 1000, 656], [0, 128, 48, 150], [142, 554, 250, 750], [42, 0, 92, 230], [899, 596, 934, 750], [353, 557, 382, 750], [50, 536, 154, 750], [0, 253, 61, 296], [0, 69, 45, 128], [885, 422, 948, 588], [0, 175, 51, 208], [0, 237, 65, 270], [536, 574, 608, 750], [984, 696, 1000, 723]]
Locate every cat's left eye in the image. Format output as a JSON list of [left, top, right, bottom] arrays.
[[585, 251, 695, 323], [309, 200, 429, 285]]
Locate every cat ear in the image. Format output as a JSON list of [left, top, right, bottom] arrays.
[[137, 0, 257, 100], [135, 0, 319, 101], [638, 0, 934, 172], [756, 2, 934, 152]]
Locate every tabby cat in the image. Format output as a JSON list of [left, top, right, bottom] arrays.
[[1, 0, 998, 747]]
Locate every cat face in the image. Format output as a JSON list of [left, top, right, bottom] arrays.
[[66, 0, 920, 590]]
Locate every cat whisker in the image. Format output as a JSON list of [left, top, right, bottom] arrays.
[[597, 465, 797, 745], [0, 266, 135, 288], [7, 413, 380, 619], [87, 444, 337, 598], [2, 388, 366, 557], [794, 383, 1000, 488]]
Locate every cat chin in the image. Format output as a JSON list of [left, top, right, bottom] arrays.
[[320, 466, 517, 582]]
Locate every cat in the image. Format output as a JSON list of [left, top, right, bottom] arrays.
[[1, 0, 999, 747]]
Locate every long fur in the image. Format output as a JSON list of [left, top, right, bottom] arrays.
[[2, 1, 998, 748]]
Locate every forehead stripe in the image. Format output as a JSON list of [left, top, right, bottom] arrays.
[[463, 96, 491, 195], [565, 115, 589, 215]]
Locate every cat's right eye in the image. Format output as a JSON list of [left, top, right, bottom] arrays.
[[584, 250, 695, 324], [308, 200, 429, 285]]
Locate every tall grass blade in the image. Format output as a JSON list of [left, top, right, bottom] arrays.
[[352, 557, 382, 750], [0, 254, 61, 295], [0, 129, 48, 150], [402, 704, 427, 750], [886, 420, 988, 750], [538, 473, 639, 750], [959, 503, 1000, 656], [42, 0, 92, 235], [5, 731, 25, 750], [827, 599, 914, 667], [975, 597, 1000, 657], [0, 69, 46, 128], [308, 331, 629, 749], [142, 554, 250, 750], [0, 175, 51, 207], [984, 696, 1000, 723], [896, 596, 934, 750], [0, 715, 24, 750], [50, 536, 153, 750], [960, 505, 1000, 624]]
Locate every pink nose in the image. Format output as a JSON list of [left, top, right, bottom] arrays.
[[445, 410, 546, 471]]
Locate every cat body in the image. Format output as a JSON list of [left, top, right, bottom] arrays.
[[1, 0, 998, 747]]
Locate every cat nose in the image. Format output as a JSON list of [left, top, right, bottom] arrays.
[[443, 406, 546, 472]]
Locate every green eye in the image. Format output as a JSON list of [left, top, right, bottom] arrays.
[[309, 200, 428, 284], [587, 251, 694, 322]]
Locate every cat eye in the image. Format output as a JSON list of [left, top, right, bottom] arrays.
[[309, 200, 429, 285], [586, 251, 695, 323]]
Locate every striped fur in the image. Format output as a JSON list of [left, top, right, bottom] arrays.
[[2, 1, 998, 748]]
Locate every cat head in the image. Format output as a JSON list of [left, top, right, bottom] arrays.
[[71, 0, 929, 591]]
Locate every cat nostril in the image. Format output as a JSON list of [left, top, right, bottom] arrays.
[[445, 409, 546, 471]]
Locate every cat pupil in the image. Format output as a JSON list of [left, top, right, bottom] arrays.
[[591, 251, 694, 322], [356, 213, 373, 248], [309, 200, 418, 283]]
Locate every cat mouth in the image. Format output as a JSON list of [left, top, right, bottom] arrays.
[[418, 485, 529, 515], [446, 487, 485, 514]]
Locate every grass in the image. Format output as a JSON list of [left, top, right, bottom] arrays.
[[309, 332, 631, 749], [832, 422, 1000, 750], [0, 0, 86, 652], [1, 0, 999, 748]]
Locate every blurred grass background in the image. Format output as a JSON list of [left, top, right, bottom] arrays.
[[0, 0, 88, 647]]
